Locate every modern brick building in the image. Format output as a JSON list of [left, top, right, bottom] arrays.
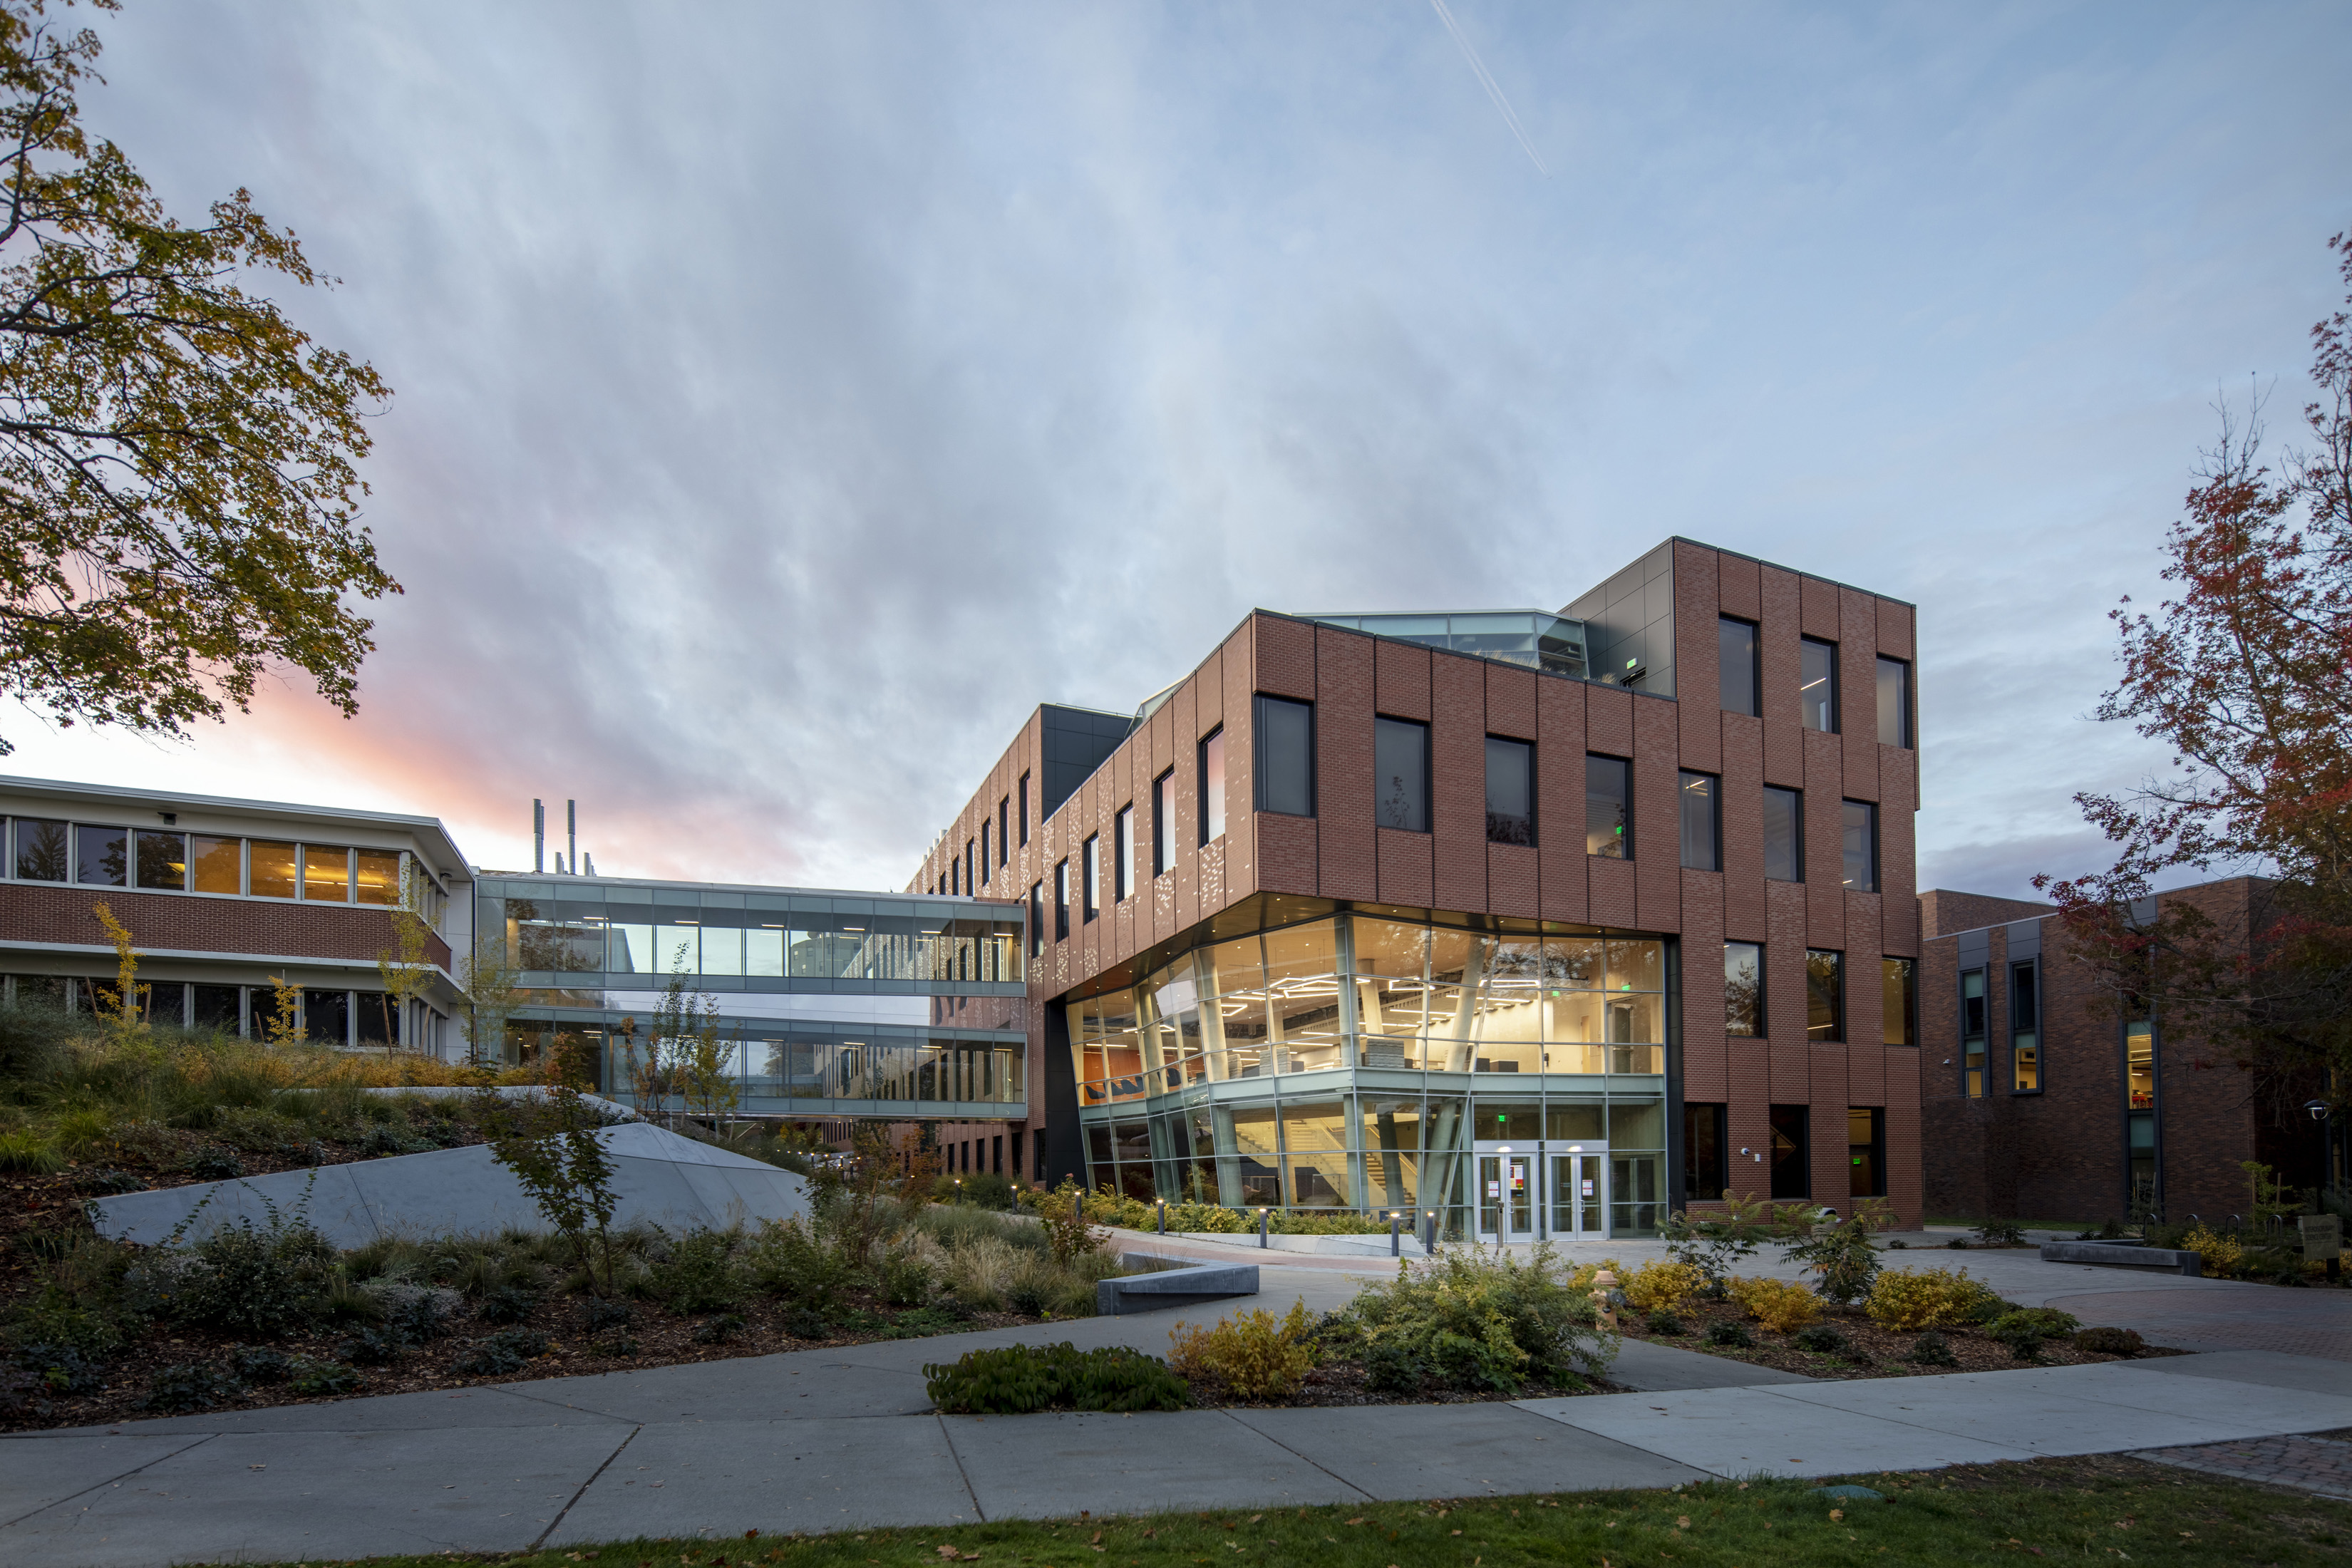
[[1919, 877, 2343, 1224], [915, 538, 1925, 1239]]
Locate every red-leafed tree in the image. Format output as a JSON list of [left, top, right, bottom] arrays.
[[2036, 225, 2352, 1114]]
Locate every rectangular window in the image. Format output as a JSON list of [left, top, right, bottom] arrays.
[[1082, 835, 1100, 922], [1718, 617, 1759, 716], [1586, 755, 1630, 858], [249, 840, 296, 899], [1769, 1104, 1810, 1199], [1725, 941, 1763, 1037], [303, 988, 350, 1047], [188, 835, 241, 894], [1018, 773, 1031, 846], [192, 983, 242, 1034], [1053, 860, 1070, 942], [1028, 882, 1044, 955], [354, 848, 400, 906], [1114, 805, 1133, 902], [2011, 960, 2040, 1092], [1882, 957, 1916, 1045], [997, 798, 1009, 865], [979, 822, 990, 884], [1840, 800, 1878, 892], [12, 817, 66, 881], [1683, 1103, 1728, 1202], [1805, 949, 1844, 1042], [1678, 772, 1720, 871], [948, 855, 959, 897], [1761, 785, 1803, 881], [1962, 968, 1986, 1096], [301, 845, 349, 902], [1877, 656, 1912, 748], [75, 824, 126, 886], [1849, 1107, 1886, 1197], [1373, 716, 1430, 832], [1800, 637, 1839, 732], [2126, 1018, 2153, 1108], [1253, 694, 1315, 816], [1199, 727, 1226, 843], [965, 840, 976, 896], [134, 830, 186, 891], [1485, 736, 1533, 845], [1153, 769, 1175, 875]]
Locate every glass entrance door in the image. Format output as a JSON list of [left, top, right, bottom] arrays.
[[1549, 1148, 1608, 1239], [1475, 1150, 1536, 1242]]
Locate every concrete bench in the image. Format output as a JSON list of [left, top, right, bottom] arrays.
[[1096, 1259, 1260, 1316], [2039, 1241, 2202, 1276]]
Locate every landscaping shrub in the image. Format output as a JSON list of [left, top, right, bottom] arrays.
[[336, 1326, 408, 1366], [780, 1306, 832, 1339], [692, 1313, 746, 1344], [227, 1345, 293, 1383], [1791, 1324, 1860, 1358], [1966, 1294, 2023, 1326], [744, 1216, 853, 1307], [0, 1130, 65, 1172], [142, 1362, 242, 1412], [8, 1280, 127, 1356], [1784, 1210, 1885, 1305], [453, 1328, 549, 1376], [1361, 1339, 1424, 1393], [1661, 1193, 1777, 1286], [1705, 1319, 1754, 1348], [1167, 1301, 1320, 1400], [73, 1167, 144, 1195], [2073, 1326, 2147, 1357], [1335, 1245, 1614, 1395], [287, 1356, 360, 1396], [578, 1297, 635, 1333], [1986, 1308, 2081, 1361], [645, 1227, 748, 1314], [2180, 1224, 2243, 1279], [1974, 1217, 2026, 1246], [478, 1284, 540, 1324], [1620, 1259, 1702, 1314], [1864, 1267, 1999, 1331], [1905, 1331, 1959, 1367], [15, 1341, 105, 1395], [887, 1306, 966, 1338], [140, 1218, 336, 1337], [1726, 1276, 1822, 1334], [177, 1146, 246, 1181], [880, 1253, 934, 1308], [923, 1341, 1188, 1414], [361, 1279, 460, 1343], [1643, 1307, 1685, 1336], [956, 1172, 1017, 1210]]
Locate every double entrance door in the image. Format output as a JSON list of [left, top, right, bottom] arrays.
[[1474, 1144, 1608, 1242]]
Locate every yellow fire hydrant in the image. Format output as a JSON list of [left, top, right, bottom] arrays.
[[1590, 1268, 1619, 1331]]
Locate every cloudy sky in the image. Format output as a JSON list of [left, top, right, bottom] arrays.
[[6, 0, 2348, 897]]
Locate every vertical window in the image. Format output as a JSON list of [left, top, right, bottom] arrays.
[[135, 831, 187, 891], [1153, 770, 1175, 875], [2125, 1018, 2155, 1213], [2011, 961, 2039, 1092], [249, 840, 296, 898], [1725, 941, 1764, 1037], [1763, 786, 1803, 881], [1373, 716, 1429, 832], [354, 849, 399, 906], [1028, 882, 1043, 956], [1585, 755, 1630, 858], [302, 845, 350, 902], [1882, 957, 1916, 1046], [1115, 805, 1133, 902], [1877, 656, 1912, 748], [949, 855, 959, 897], [965, 840, 975, 895], [1252, 694, 1315, 816], [1800, 637, 1838, 732], [1082, 835, 1100, 922], [1961, 968, 1986, 1096], [12, 817, 66, 881], [1848, 1107, 1885, 1197], [1018, 773, 1031, 846], [1718, 617, 1759, 716], [1769, 1105, 1810, 1199], [1683, 1103, 1728, 1202], [1678, 772, 1720, 870], [1485, 736, 1533, 845], [1199, 727, 1225, 843], [1840, 800, 1878, 892], [979, 822, 990, 884], [75, 825, 126, 886], [1805, 949, 1844, 1042], [1053, 862, 1069, 940], [2126, 1019, 2153, 1108]]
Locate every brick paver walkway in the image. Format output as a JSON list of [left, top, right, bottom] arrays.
[[2137, 1433, 2352, 1498], [2046, 1285, 2352, 1361]]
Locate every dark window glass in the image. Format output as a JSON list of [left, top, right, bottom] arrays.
[[75, 825, 126, 886], [1586, 755, 1630, 858], [1726, 941, 1763, 1037], [356, 991, 401, 1046], [2011, 960, 2039, 1093], [1770, 1104, 1810, 1199], [1115, 805, 1133, 902], [1374, 716, 1429, 832], [1018, 773, 1031, 846], [192, 984, 242, 1034], [1028, 882, 1043, 956], [13, 818, 66, 882], [1718, 617, 1758, 716], [998, 798, 1010, 865], [1678, 772, 1719, 871], [965, 840, 975, 896], [1199, 728, 1225, 844], [1485, 736, 1533, 845], [1877, 656, 1912, 748], [1848, 1107, 1885, 1197], [302, 988, 349, 1046], [1082, 835, 1099, 922], [1253, 694, 1315, 817], [144, 981, 186, 1029], [133, 831, 185, 890], [1153, 770, 1175, 875], [1840, 800, 1878, 892], [1800, 637, 1838, 732], [1763, 786, 1802, 881], [979, 822, 990, 884], [1805, 949, 1844, 1042], [1882, 957, 1916, 1046], [1683, 1103, 1728, 1202], [1961, 968, 1986, 1098], [1053, 860, 1069, 941]]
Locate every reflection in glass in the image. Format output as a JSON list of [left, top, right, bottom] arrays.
[[1801, 637, 1838, 731], [354, 849, 401, 906], [1806, 950, 1844, 1042], [1485, 736, 1532, 845], [1586, 756, 1629, 857], [249, 840, 296, 898], [701, 924, 743, 976], [75, 824, 125, 886], [14, 818, 66, 881], [1877, 656, 1911, 747], [1840, 800, 1877, 892], [179, 835, 231, 894], [1882, 957, 1915, 1046], [135, 831, 186, 890], [1726, 941, 1763, 1037], [1200, 728, 1225, 842], [301, 845, 349, 901], [1375, 717, 1429, 832], [1763, 786, 1802, 881], [1678, 773, 1718, 871], [748, 926, 785, 976], [1253, 695, 1315, 817], [1718, 617, 1758, 716]]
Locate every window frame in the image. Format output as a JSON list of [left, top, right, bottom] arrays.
[[1373, 714, 1431, 833], [1718, 615, 1760, 718], [1053, 861, 1069, 942], [998, 797, 1009, 865], [1678, 770, 1721, 872], [1882, 956, 1917, 1046], [2010, 959, 2041, 1094], [1804, 948, 1845, 1043], [1769, 1103, 1811, 1200], [1840, 799, 1879, 892], [1961, 966, 1987, 1097], [1761, 785, 1803, 882], [1876, 655, 1912, 748], [1800, 636, 1840, 733], [1114, 803, 1134, 902], [1252, 693, 1316, 817], [1683, 1102, 1729, 1202], [1082, 835, 1100, 923], [1483, 733, 1535, 846], [979, 822, 990, 885], [1725, 940, 1764, 1038], [1585, 753, 1631, 860], [1152, 769, 1176, 876], [1198, 726, 1226, 845], [1018, 773, 1031, 847], [1848, 1106, 1887, 1198], [1028, 881, 1044, 956]]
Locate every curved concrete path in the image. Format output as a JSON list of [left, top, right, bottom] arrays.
[[4, 1252, 2348, 1567]]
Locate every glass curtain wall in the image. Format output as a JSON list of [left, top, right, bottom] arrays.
[[497, 899, 1023, 984]]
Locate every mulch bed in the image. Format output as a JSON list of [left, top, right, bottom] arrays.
[[1616, 1296, 2190, 1379]]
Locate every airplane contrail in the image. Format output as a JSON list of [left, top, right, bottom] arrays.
[[1429, 0, 1549, 176]]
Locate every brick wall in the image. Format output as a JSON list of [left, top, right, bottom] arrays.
[[0, 883, 451, 969]]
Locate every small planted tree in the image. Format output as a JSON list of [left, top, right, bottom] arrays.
[[259, 973, 304, 1048], [456, 929, 523, 1068], [1661, 1191, 1777, 1291], [89, 902, 145, 1033], [485, 1081, 621, 1296], [372, 864, 436, 1052]]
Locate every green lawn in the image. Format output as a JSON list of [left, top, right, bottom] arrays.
[[195, 1455, 2351, 1567]]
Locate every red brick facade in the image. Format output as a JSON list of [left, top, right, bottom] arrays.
[[0, 882, 452, 971]]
